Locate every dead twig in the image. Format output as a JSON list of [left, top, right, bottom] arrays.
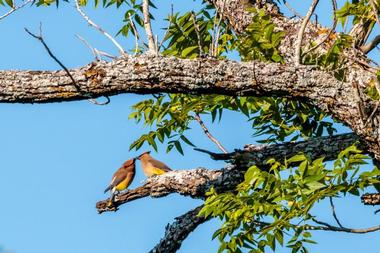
[[128, 13, 140, 56], [303, 0, 337, 57], [25, 26, 110, 106], [74, 0, 126, 55], [75, 34, 101, 60], [294, 0, 320, 65], [329, 197, 344, 228], [0, 0, 32, 21], [158, 4, 174, 51], [191, 12, 204, 56], [194, 113, 228, 153]]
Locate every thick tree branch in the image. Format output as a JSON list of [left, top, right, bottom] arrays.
[[1, 50, 378, 158], [362, 193, 380, 205], [150, 205, 210, 253], [197, 133, 362, 166], [96, 133, 361, 213]]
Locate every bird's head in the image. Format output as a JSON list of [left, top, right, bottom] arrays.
[[135, 151, 151, 160]]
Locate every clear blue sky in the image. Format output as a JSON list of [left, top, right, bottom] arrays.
[[0, 1, 378, 253]]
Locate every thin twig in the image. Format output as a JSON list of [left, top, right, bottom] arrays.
[[194, 113, 228, 153], [294, 0, 320, 65], [0, 0, 32, 21], [75, 34, 101, 60], [191, 11, 204, 56], [158, 4, 174, 51], [254, 218, 380, 234], [74, 0, 126, 55], [25, 27, 79, 90], [329, 197, 344, 228], [213, 2, 226, 57], [303, 0, 337, 57], [283, 0, 302, 18], [26, 27, 110, 106], [142, 0, 157, 53], [128, 13, 140, 55], [365, 101, 380, 127], [94, 49, 117, 60]]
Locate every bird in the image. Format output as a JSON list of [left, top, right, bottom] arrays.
[[136, 151, 172, 177], [104, 158, 136, 203]]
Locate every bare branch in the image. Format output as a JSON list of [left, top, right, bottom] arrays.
[[329, 197, 344, 228], [75, 34, 101, 60], [194, 113, 228, 153], [283, 0, 302, 19], [25, 27, 110, 106], [74, 0, 126, 55], [25, 27, 79, 91], [294, 0, 320, 65], [150, 205, 210, 253], [303, 0, 337, 57], [0, 0, 32, 21], [311, 218, 380, 234], [142, 0, 157, 53], [128, 13, 140, 56], [361, 34, 380, 54], [158, 4, 174, 51], [191, 12, 204, 56]]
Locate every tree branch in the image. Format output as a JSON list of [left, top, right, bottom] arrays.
[[0, 0, 32, 21], [194, 113, 228, 153], [74, 0, 126, 55], [1, 53, 378, 158], [294, 0, 320, 64], [142, 0, 157, 53], [360, 34, 380, 54], [150, 205, 211, 253], [96, 133, 361, 213], [362, 193, 380, 205], [197, 133, 362, 166]]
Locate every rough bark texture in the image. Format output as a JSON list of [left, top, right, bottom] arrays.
[[200, 133, 362, 168], [362, 193, 380, 205], [96, 133, 360, 213], [149, 205, 210, 253], [1, 54, 378, 159]]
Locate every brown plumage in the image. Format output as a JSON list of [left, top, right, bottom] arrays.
[[136, 151, 172, 177], [104, 158, 136, 195]]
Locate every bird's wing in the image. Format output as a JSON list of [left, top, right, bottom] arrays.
[[104, 169, 129, 193], [150, 159, 172, 172]]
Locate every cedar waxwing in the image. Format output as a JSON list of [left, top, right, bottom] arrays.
[[136, 151, 172, 177], [104, 158, 136, 201]]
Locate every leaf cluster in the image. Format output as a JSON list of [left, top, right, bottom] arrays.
[[200, 145, 380, 253]]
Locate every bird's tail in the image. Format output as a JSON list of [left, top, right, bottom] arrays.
[[104, 185, 111, 193]]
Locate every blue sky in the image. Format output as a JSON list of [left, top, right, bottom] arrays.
[[0, 1, 379, 253]]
